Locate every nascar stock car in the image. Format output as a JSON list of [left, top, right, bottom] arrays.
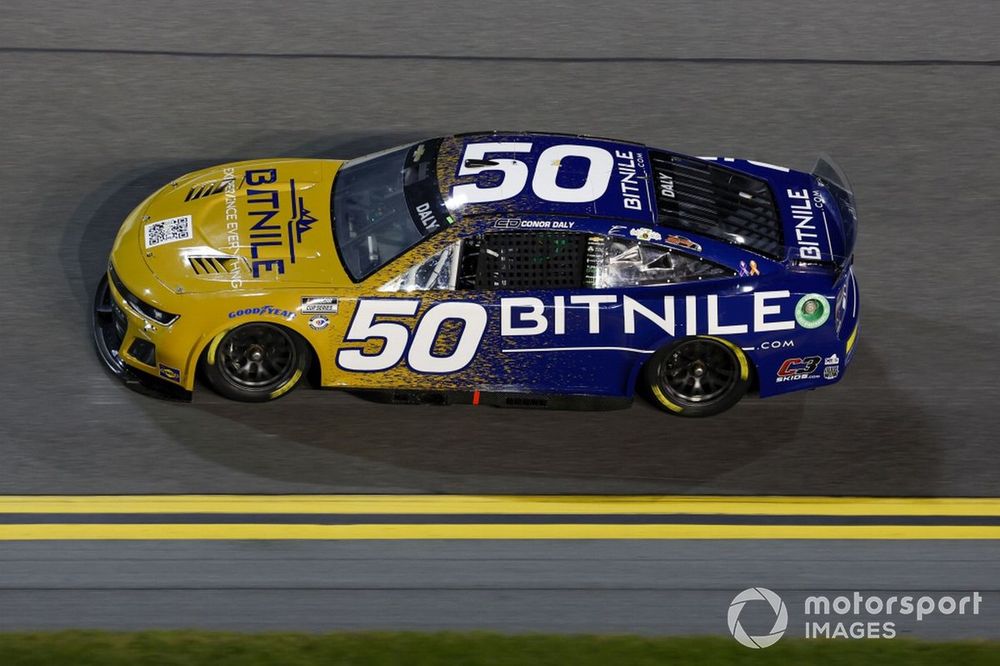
[[93, 132, 860, 417]]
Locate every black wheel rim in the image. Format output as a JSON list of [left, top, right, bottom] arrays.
[[92, 274, 127, 375], [217, 324, 297, 392], [657, 338, 739, 405]]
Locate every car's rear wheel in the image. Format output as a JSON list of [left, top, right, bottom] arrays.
[[644, 336, 750, 417], [203, 323, 309, 402]]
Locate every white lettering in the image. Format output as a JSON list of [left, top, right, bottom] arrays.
[[337, 300, 419, 371], [553, 295, 566, 335], [569, 294, 617, 334], [623, 296, 675, 335], [787, 187, 823, 260], [615, 149, 644, 211], [657, 171, 675, 198], [501, 297, 548, 336], [533, 144, 614, 203], [707, 294, 748, 334], [408, 302, 486, 372], [754, 290, 795, 332], [414, 201, 438, 232], [685, 295, 698, 336], [452, 142, 615, 205]]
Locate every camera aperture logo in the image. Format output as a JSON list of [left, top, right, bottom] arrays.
[[728, 588, 984, 646], [728, 587, 788, 649]]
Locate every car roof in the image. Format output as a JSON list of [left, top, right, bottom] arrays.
[[439, 132, 787, 264]]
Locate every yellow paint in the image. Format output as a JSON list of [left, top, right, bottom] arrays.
[[1, 524, 998, 540], [107, 157, 455, 394], [1, 495, 998, 516], [105, 154, 490, 395]]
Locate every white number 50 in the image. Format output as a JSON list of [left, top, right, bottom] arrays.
[[337, 300, 487, 373], [451, 142, 613, 205]]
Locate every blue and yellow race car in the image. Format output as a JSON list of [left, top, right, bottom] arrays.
[[94, 132, 859, 417]]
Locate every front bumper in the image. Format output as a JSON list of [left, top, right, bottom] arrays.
[[92, 274, 192, 401]]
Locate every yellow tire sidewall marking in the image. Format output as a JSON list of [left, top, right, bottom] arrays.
[[205, 330, 228, 366], [269, 368, 303, 400], [704, 335, 750, 381]]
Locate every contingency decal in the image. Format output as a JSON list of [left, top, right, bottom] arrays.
[[144, 215, 193, 249], [228, 305, 296, 321], [629, 228, 662, 242], [664, 234, 701, 253], [775, 356, 821, 382], [301, 297, 339, 314], [158, 363, 182, 382], [309, 315, 330, 331], [823, 353, 840, 380]]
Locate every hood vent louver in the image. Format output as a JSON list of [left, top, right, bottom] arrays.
[[188, 256, 240, 275]]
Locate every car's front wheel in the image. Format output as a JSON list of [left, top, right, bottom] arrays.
[[644, 336, 750, 417], [202, 323, 309, 402]]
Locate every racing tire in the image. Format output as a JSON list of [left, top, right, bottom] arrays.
[[644, 336, 750, 417], [202, 322, 310, 402]]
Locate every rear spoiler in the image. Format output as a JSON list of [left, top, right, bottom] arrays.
[[811, 154, 858, 262]]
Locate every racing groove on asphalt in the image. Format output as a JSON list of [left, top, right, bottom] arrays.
[[2, 1, 999, 496]]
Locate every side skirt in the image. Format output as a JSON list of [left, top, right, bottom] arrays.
[[345, 389, 632, 411]]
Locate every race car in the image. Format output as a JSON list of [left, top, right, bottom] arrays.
[[93, 132, 860, 417]]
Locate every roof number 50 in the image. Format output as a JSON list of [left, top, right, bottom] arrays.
[[452, 142, 614, 204]]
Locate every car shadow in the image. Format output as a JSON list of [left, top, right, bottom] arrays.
[[168, 330, 939, 496]]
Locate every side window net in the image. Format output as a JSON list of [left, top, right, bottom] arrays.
[[460, 232, 589, 290], [379, 232, 733, 292]]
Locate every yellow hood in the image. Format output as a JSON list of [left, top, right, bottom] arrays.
[[121, 158, 351, 293]]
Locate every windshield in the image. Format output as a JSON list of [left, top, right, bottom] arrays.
[[332, 139, 450, 280]]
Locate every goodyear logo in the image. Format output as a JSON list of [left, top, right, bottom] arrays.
[[229, 305, 295, 320]]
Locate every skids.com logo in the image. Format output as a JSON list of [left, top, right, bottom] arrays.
[[727, 587, 788, 649]]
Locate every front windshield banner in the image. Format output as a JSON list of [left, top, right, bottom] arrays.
[[331, 139, 449, 281]]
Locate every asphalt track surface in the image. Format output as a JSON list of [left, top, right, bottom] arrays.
[[2, 0, 1000, 638], [2, 540, 998, 637], [3, 0, 1000, 497]]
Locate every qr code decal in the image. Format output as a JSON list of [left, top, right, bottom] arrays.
[[144, 215, 193, 249]]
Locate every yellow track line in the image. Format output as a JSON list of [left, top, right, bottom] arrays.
[[0, 495, 998, 516], [1, 524, 999, 540]]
